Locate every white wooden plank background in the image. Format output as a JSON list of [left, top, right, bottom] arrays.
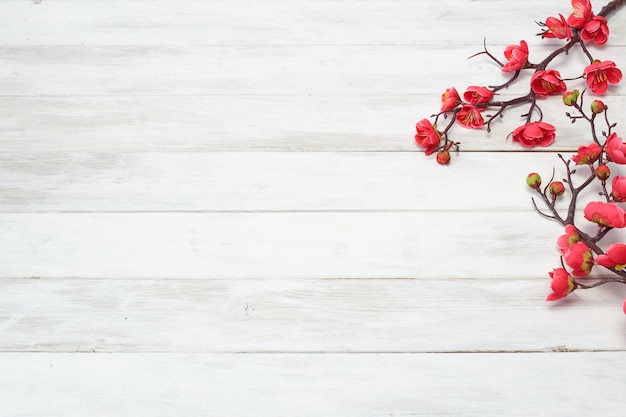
[[2, 0, 626, 415]]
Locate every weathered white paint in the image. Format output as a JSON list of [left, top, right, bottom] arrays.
[[2, 0, 626, 415], [0, 152, 612, 211], [0, 95, 623, 152], [1, 352, 626, 417], [1, 277, 625, 353]]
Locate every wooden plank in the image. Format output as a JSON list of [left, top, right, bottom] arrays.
[[0, 43, 615, 96], [0, 352, 625, 416], [3, 0, 625, 47], [0, 152, 612, 212], [0, 211, 601, 279], [0, 94, 621, 152], [1, 277, 625, 353]]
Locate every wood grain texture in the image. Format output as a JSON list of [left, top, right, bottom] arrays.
[[3, 0, 625, 47], [0, 152, 610, 212], [3, 0, 626, 414], [1, 95, 624, 152], [1, 352, 625, 417], [1, 277, 625, 353], [0, 211, 568, 279]]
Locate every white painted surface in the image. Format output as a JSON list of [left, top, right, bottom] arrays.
[[1, 0, 626, 415]]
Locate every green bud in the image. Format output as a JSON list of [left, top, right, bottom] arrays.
[[526, 172, 542, 189], [562, 90, 580, 106]]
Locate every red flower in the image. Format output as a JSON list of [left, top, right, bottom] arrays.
[[584, 201, 626, 228], [542, 14, 572, 40], [441, 87, 460, 112], [581, 16, 609, 46], [502, 40, 529, 72], [584, 60, 622, 95], [596, 243, 626, 270], [547, 268, 576, 301], [567, 0, 593, 29], [563, 242, 594, 277], [572, 143, 602, 165], [557, 224, 580, 254], [623, 298, 626, 315], [456, 104, 484, 129], [606, 133, 626, 164], [530, 70, 567, 97], [511, 122, 556, 148], [463, 86, 493, 106], [415, 119, 441, 155], [611, 176, 626, 202]]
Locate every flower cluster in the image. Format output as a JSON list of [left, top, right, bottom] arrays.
[[415, 0, 623, 165], [528, 91, 626, 314]]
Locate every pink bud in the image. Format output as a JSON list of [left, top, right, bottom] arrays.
[[562, 90, 579, 106], [549, 181, 565, 197], [596, 164, 611, 180], [590, 99, 606, 114], [436, 150, 451, 165]]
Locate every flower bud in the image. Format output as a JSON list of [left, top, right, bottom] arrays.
[[562, 90, 579, 106], [596, 164, 611, 180], [549, 181, 565, 197], [526, 172, 542, 189], [436, 150, 450, 165], [590, 99, 606, 114]]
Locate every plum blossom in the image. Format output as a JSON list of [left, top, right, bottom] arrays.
[[567, 0, 593, 28], [572, 143, 602, 165], [531, 70, 567, 96], [583, 60, 622, 95], [415, 119, 441, 155], [563, 242, 594, 277], [502, 40, 528, 72], [456, 104, 484, 129], [511, 122, 556, 148], [596, 243, 626, 271], [584, 201, 626, 228], [611, 176, 626, 202], [605, 133, 626, 164], [463, 86, 493, 106], [440, 87, 460, 112], [541, 14, 572, 40], [557, 225, 580, 254], [547, 268, 576, 301], [581, 16, 609, 45]]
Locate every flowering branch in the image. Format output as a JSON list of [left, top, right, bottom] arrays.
[[415, 0, 626, 316], [415, 0, 623, 164]]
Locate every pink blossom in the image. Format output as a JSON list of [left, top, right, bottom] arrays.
[[547, 268, 576, 301], [440, 87, 460, 112], [584, 60, 622, 95], [415, 119, 441, 155], [563, 242, 594, 277], [542, 14, 572, 40], [511, 122, 556, 148], [567, 0, 593, 29], [581, 16, 609, 46], [463, 86, 493, 106], [456, 104, 484, 129], [572, 143, 602, 165], [595, 243, 626, 270], [502, 40, 529, 72], [531, 70, 567, 96], [584, 201, 626, 228], [611, 176, 626, 202], [605, 133, 626, 164], [557, 224, 580, 254]]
